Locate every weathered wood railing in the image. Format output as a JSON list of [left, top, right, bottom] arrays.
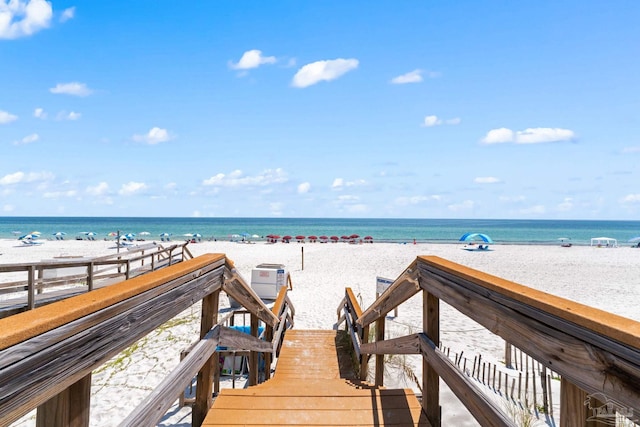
[[0, 253, 294, 427], [0, 242, 193, 317], [337, 255, 640, 427]]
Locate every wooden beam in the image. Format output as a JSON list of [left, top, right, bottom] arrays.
[[424, 290, 441, 427], [222, 272, 279, 328], [193, 290, 220, 427], [358, 264, 420, 328], [417, 263, 640, 415], [418, 333, 514, 427], [375, 317, 385, 386], [0, 254, 226, 351], [0, 265, 224, 426], [120, 326, 221, 427], [360, 333, 421, 355], [36, 373, 91, 427]]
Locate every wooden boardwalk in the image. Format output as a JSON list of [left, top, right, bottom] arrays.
[[203, 329, 429, 426]]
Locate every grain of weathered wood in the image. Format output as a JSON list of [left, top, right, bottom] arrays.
[[119, 326, 222, 427], [418, 256, 640, 351], [0, 254, 226, 350], [423, 291, 440, 427], [358, 264, 420, 328], [0, 259, 225, 426], [417, 266, 640, 414], [222, 270, 279, 327], [203, 330, 429, 426], [418, 333, 514, 427], [193, 290, 220, 427]]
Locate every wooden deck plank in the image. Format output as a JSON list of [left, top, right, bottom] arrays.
[[203, 329, 429, 426]]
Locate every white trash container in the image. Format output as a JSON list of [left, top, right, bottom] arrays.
[[250, 263, 289, 300]]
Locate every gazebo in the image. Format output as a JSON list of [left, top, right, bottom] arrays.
[[590, 237, 617, 247]]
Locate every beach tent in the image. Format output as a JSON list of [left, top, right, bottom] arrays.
[[590, 237, 617, 247], [459, 233, 493, 243]]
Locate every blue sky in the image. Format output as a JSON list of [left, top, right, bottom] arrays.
[[1, 1, 639, 219]]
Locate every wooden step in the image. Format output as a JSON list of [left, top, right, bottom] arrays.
[[202, 329, 430, 426]]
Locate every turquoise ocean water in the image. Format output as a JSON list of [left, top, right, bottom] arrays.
[[1, 217, 639, 246]]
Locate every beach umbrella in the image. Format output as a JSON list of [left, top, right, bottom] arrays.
[[459, 233, 493, 244], [30, 231, 42, 235], [52, 231, 66, 237], [160, 232, 171, 237], [251, 234, 260, 239], [295, 235, 305, 240], [12, 230, 21, 235], [330, 236, 339, 242], [19, 233, 38, 240], [628, 236, 640, 242], [139, 231, 151, 236], [364, 236, 373, 242], [183, 233, 194, 237], [107, 232, 118, 237], [124, 233, 135, 240], [308, 235, 317, 240], [350, 234, 359, 239]]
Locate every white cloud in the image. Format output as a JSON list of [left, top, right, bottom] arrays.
[[621, 194, 640, 204], [474, 176, 500, 184], [390, 69, 423, 84], [421, 115, 460, 127], [132, 127, 172, 144], [43, 190, 77, 198], [557, 197, 573, 211], [481, 127, 575, 144], [119, 181, 148, 196], [292, 58, 359, 88], [422, 115, 441, 127], [0, 110, 18, 124], [0, 0, 52, 39], [229, 49, 276, 70], [49, 82, 93, 97], [59, 6, 74, 22], [56, 110, 81, 120], [297, 182, 311, 194], [86, 182, 109, 196], [202, 169, 288, 187], [33, 107, 46, 119], [395, 195, 441, 206], [3, 204, 14, 212], [331, 178, 367, 190], [622, 146, 640, 153], [0, 170, 54, 185], [13, 133, 39, 145]]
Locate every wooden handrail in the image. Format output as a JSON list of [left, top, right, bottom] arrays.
[[340, 255, 640, 427]]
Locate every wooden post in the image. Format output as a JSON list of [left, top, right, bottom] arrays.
[[249, 313, 259, 386], [375, 317, 385, 386], [264, 325, 273, 381], [505, 342, 512, 368], [28, 265, 36, 309], [192, 290, 220, 427], [423, 290, 441, 427], [301, 246, 304, 271], [36, 374, 91, 427], [359, 324, 369, 381], [87, 262, 94, 291], [560, 378, 588, 427]]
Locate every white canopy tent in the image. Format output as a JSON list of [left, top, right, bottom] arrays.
[[590, 237, 618, 247]]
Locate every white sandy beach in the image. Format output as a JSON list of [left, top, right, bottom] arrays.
[[2, 238, 639, 426]]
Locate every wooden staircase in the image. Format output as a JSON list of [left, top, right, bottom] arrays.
[[203, 329, 429, 426]]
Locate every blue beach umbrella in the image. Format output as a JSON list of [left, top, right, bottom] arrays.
[[19, 233, 39, 240], [629, 236, 640, 243], [459, 232, 493, 244]]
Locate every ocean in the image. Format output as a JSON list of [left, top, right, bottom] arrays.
[[1, 217, 639, 246]]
